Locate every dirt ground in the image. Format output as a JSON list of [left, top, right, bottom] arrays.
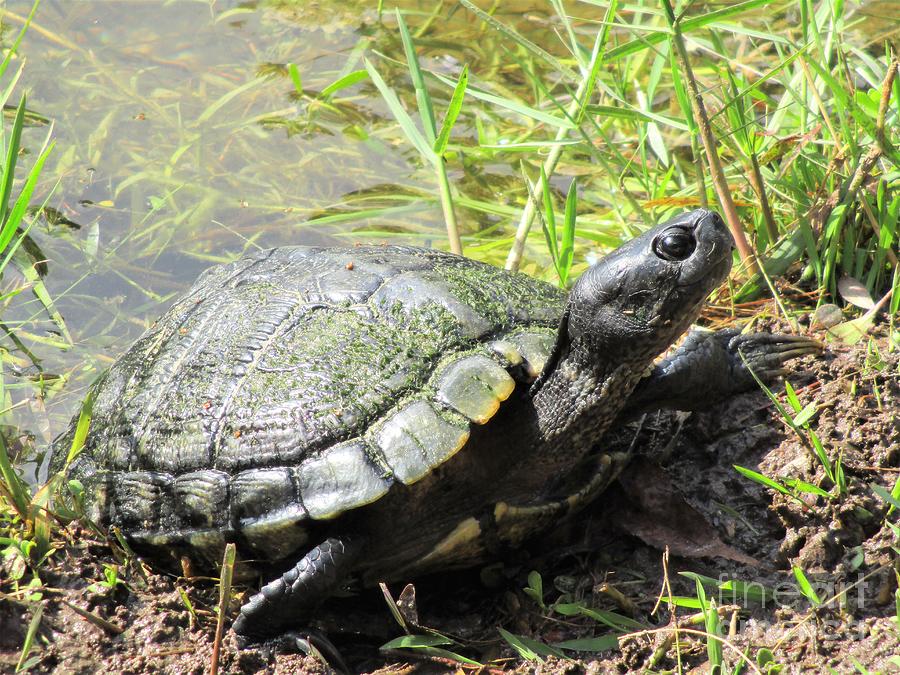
[[1, 323, 898, 674]]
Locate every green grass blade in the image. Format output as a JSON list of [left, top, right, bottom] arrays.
[[525, 165, 560, 278], [20, 257, 72, 345], [550, 0, 582, 68], [15, 603, 43, 673], [574, 0, 618, 126], [605, 0, 775, 62], [381, 635, 452, 649], [66, 389, 96, 467], [287, 63, 303, 93], [498, 628, 565, 661], [804, 58, 881, 148], [433, 65, 468, 156], [737, 354, 796, 429], [792, 566, 822, 606], [416, 647, 483, 667], [0, 96, 27, 229], [0, 1, 39, 82], [733, 465, 791, 496], [0, 60, 25, 112], [705, 599, 723, 670], [320, 69, 368, 98], [555, 635, 619, 651], [566, 605, 646, 631], [872, 482, 900, 512], [585, 104, 690, 130], [365, 58, 435, 163], [784, 478, 832, 499], [196, 77, 264, 124], [434, 75, 571, 128], [539, 166, 558, 261], [381, 632, 481, 666], [559, 179, 577, 284], [210, 542, 236, 675], [792, 401, 818, 427], [0, 138, 55, 257], [807, 429, 834, 483], [783, 380, 802, 412], [395, 8, 436, 144], [0, 433, 30, 517]]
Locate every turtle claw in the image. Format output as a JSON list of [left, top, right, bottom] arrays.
[[244, 629, 350, 674], [727, 332, 823, 381], [288, 629, 350, 674]]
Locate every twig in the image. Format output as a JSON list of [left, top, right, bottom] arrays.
[[628, 625, 763, 674], [691, 134, 709, 209], [210, 543, 236, 675], [662, 0, 758, 275], [647, 548, 683, 671], [61, 599, 124, 635], [842, 57, 899, 202], [747, 150, 778, 244], [799, 57, 840, 148]]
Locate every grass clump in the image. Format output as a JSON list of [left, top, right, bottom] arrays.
[[303, 0, 899, 328]]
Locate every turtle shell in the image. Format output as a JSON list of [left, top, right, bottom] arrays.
[[54, 246, 565, 569]]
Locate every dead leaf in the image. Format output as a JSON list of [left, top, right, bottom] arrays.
[[609, 459, 759, 566], [827, 286, 894, 344], [811, 303, 843, 329], [838, 275, 875, 310], [397, 583, 419, 628]]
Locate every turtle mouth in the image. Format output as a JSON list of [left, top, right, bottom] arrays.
[[661, 253, 731, 327], [676, 253, 731, 290]]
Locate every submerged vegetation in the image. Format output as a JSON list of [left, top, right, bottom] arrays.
[[0, 0, 898, 671]]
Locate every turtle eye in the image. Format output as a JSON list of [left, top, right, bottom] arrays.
[[653, 228, 696, 261]]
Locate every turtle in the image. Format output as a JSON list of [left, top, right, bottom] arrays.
[[50, 209, 819, 643]]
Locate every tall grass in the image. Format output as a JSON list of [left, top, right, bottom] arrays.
[[331, 0, 897, 323]]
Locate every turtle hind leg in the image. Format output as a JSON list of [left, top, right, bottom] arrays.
[[233, 535, 364, 643]]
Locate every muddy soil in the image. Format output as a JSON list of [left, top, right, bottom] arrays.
[[1, 327, 898, 674]]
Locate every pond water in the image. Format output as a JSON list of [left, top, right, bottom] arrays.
[[0, 0, 894, 470]]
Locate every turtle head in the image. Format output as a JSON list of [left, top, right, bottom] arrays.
[[565, 208, 733, 364]]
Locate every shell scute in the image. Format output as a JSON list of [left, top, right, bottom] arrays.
[[508, 331, 556, 379], [173, 470, 229, 528], [296, 441, 391, 520], [369, 400, 470, 485], [434, 355, 516, 424], [113, 471, 174, 529], [230, 467, 299, 524]]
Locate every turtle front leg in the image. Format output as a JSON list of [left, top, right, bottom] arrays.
[[233, 535, 363, 643], [623, 328, 822, 415]]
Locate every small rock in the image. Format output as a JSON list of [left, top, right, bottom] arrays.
[[812, 304, 843, 329], [796, 530, 841, 570]]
